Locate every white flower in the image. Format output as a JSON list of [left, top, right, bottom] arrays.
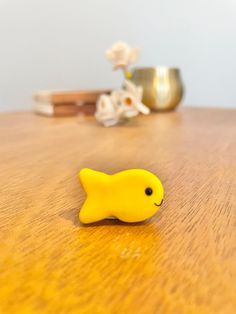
[[122, 80, 150, 115], [95, 95, 119, 127], [106, 42, 140, 70], [95, 81, 150, 127], [111, 89, 139, 119]]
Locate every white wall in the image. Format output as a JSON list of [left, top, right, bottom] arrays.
[[0, 0, 235, 111]]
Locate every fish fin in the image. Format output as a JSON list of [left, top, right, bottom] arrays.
[[79, 168, 109, 194], [79, 198, 108, 224], [79, 168, 110, 223]]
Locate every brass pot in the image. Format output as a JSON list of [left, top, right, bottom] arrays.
[[130, 67, 184, 111]]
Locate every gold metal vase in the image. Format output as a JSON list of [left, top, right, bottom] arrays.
[[130, 67, 184, 111]]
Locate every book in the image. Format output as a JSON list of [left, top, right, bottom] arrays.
[[77, 102, 96, 115], [33, 89, 110, 117], [34, 101, 97, 117], [34, 89, 111, 104], [34, 102, 78, 117]]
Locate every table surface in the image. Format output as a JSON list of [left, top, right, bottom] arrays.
[[0, 108, 235, 314]]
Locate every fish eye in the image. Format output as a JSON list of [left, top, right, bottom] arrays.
[[145, 187, 153, 196]]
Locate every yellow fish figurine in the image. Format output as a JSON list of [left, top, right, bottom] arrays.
[[78, 168, 164, 224]]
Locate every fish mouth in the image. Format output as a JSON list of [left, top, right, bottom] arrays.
[[154, 199, 163, 207]]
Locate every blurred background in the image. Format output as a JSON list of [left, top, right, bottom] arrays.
[[0, 0, 235, 112]]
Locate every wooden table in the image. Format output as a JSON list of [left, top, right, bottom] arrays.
[[0, 108, 235, 314]]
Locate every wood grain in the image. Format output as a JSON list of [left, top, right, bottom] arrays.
[[0, 108, 235, 314]]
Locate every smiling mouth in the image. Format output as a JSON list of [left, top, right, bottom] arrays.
[[154, 199, 163, 207]]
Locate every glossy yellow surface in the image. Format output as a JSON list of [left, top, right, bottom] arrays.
[[79, 168, 164, 223]]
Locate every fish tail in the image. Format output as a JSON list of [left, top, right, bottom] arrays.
[[79, 198, 108, 224], [79, 168, 109, 194], [79, 168, 110, 223]]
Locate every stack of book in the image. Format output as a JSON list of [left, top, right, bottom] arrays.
[[33, 89, 110, 117]]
